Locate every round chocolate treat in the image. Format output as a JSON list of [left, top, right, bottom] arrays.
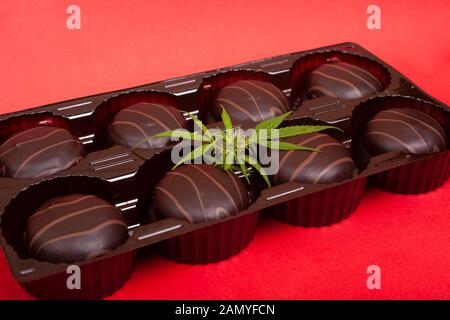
[[107, 102, 187, 149], [0, 126, 84, 179], [307, 62, 382, 99], [24, 194, 128, 263], [153, 164, 249, 223], [364, 108, 446, 155], [275, 133, 355, 184], [213, 80, 290, 123]]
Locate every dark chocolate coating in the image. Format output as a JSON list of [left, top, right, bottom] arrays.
[[152, 164, 249, 224], [364, 108, 446, 155], [108, 102, 187, 149], [275, 133, 355, 184], [213, 80, 291, 123], [24, 194, 128, 263], [0, 126, 84, 179], [307, 62, 382, 99]]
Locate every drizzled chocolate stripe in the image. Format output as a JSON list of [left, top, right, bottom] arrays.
[[122, 103, 185, 130], [108, 102, 187, 149], [27, 195, 96, 222], [28, 204, 113, 251], [146, 103, 185, 128], [384, 110, 446, 147], [288, 142, 345, 182], [32, 155, 84, 179], [0, 126, 84, 179], [215, 206, 230, 220], [0, 126, 45, 149], [34, 220, 127, 257], [368, 118, 429, 152], [275, 133, 355, 185], [364, 108, 447, 156], [215, 98, 258, 122], [325, 64, 379, 94], [13, 139, 80, 178], [109, 121, 150, 140], [278, 133, 328, 171], [241, 80, 290, 111], [269, 106, 284, 116], [221, 85, 265, 120], [307, 85, 339, 98], [0, 128, 65, 158], [366, 131, 416, 153], [313, 157, 354, 184], [152, 164, 249, 224], [307, 62, 382, 99], [167, 171, 207, 221], [122, 108, 172, 131], [191, 165, 239, 213], [25, 194, 128, 263], [311, 70, 363, 97], [154, 186, 194, 223], [342, 62, 380, 83], [213, 80, 290, 123], [225, 170, 246, 209]]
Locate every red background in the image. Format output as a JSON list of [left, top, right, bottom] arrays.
[[0, 0, 449, 299]]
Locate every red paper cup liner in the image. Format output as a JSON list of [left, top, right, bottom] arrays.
[[271, 177, 366, 227], [21, 251, 136, 300], [371, 152, 450, 194], [160, 211, 259, 264]]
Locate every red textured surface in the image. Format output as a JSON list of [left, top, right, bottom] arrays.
[[0, 0, 449, 299]]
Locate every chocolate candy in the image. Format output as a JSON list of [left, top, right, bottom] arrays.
[[108, 102, 187, 149], [24, 194, 128, 263], [275, 133, 355, 184], [307, 62, 382, 99], [0, 126, 84, 179], [152, 164, 249, 223], [213, 80, 291, 123], [364, 108, 446, 155]]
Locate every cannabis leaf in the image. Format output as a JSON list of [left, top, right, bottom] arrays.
[[141, 107, 341, 187], [254, 111, 293, 131], [172, 143, 214, 170]]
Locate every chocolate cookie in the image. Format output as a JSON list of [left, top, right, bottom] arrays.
[[307, 62, 382, 99], [108, 102, 187, 149], [24, 194, 128, 263], [213, 80, 290, 123], [275, 133, 355, 184], [0, 126, 84, 179], [364, 108, 446, 155], [152, 164, 249, 223]]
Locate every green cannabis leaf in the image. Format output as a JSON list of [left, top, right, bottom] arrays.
[[254, 111, 293, 131], [140, 108, 341, 187]]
